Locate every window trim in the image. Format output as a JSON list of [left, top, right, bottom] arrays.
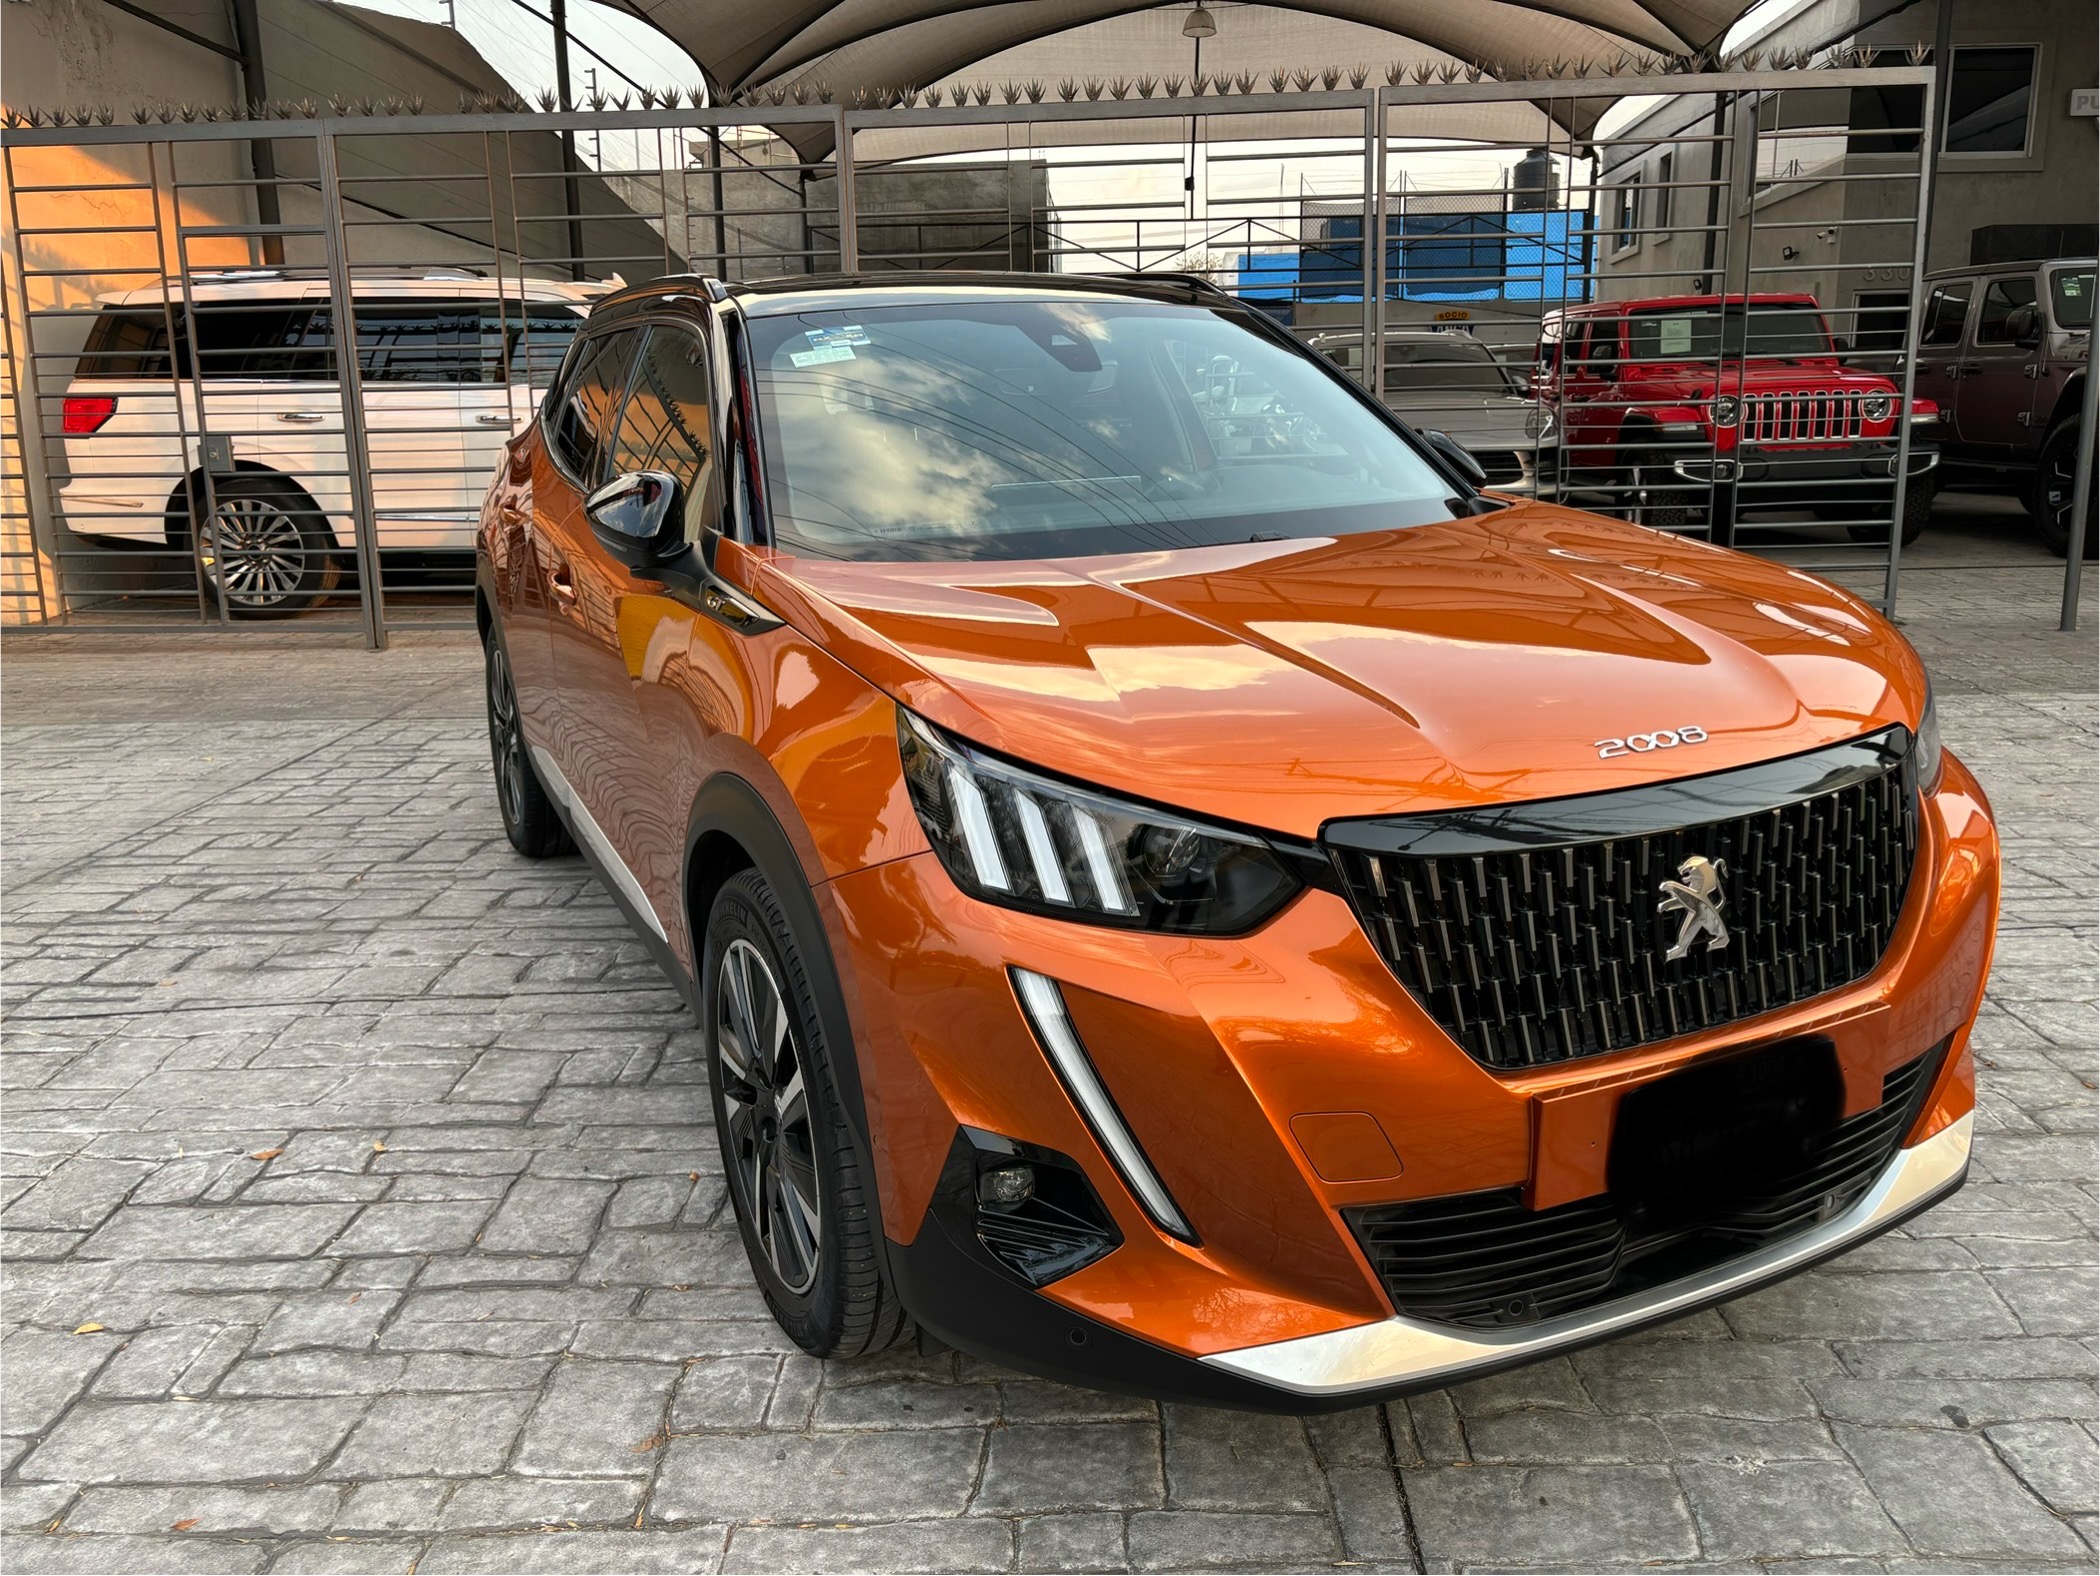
[[1940, 42, 2042, 164], [1651, 150, 1674, 241], [540, 323, 647, 491], [1918, 280, 1977, 351]]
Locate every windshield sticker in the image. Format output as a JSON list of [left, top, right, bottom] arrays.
[[1658, 317, 1693, 355], [805, 324, 870, 349], [789, 343, 857, 368]]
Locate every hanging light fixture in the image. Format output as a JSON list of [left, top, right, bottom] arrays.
[[1182, 5, 1217, 38]]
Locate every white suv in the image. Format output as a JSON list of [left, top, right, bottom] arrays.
[[58, 270, 609, 615]]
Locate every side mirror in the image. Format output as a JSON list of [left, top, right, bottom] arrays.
[[2005, 302, 2043, 348], [1424, 429, 1489, 488], [585, 469, 681, 565]]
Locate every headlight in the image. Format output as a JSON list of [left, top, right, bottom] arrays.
[[1862, 393, 1892, 422], [1711, 394, 1739, 427], [1524, 406, 1557, 442], [898, 710, 1301, 933], [1913, 686, 1943, 794]]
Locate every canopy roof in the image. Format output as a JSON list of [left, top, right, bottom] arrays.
[[620, 0, 1757, 113]]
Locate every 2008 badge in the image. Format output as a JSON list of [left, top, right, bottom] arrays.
[[1595, 724, 1709, 759]]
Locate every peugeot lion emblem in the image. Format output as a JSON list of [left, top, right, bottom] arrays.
[[1658, 855, 1730, 961]]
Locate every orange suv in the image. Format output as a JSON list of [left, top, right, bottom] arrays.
[[477, 272, 1996, 1408]]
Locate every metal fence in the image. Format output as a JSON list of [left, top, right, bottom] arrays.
[[1, 67, 1949, 646]]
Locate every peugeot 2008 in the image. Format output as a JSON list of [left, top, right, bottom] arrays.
[[476, 272, 1994, 1409]]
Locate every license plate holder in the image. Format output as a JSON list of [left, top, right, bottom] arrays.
[[1608, 1035, 1842, 1236]]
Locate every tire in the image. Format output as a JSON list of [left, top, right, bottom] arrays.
[[484, 632, 573, 859], [195, 477, 340, 617], [704, 867, 905, 1359], [1844, 479, 1934, 547], [1622, 448, 1702, 531], [2034, 418, 2098, 558]]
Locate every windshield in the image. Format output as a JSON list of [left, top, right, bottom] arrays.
[[1381, 338, 1521, 393], [1626, 305, 1833, 360], [747, 300, 1462, 563], [2050, 268, 2094, 330]]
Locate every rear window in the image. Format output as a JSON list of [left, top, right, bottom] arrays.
[[1626, 306, 1833, 360], [76, 310, 173, 379], [73, 299, 581, 385]]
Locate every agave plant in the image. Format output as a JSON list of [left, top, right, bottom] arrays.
[[1134, 75, 1158, 98], [1232, 72, 1254, 94], [1907, 40, 1931, 65], [1347, 65, 1368, 88], [1022, 80, 1045, 103], [1161, 75, 1184, 97], [1316, 67, 1337, 90], [1082, 79, 1104, 100]]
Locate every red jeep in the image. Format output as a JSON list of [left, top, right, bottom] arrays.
[[1536, 294, 1941, 544]]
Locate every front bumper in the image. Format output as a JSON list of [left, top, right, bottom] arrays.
[[1670, 438, 1940, 488], [824, 755, 1997, 1407], [1201, 1111, 1969, 1402]]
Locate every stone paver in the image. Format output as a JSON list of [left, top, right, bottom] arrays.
[[0, 515, 2093, 1571]]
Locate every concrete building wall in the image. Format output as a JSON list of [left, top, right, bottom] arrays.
[[1596, 0, 2096, 320]]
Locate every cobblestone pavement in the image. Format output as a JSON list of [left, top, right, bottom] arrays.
[[2, 517, 2094, 1574]]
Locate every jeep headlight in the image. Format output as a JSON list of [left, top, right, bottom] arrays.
[[1711, 394, 1739, 427], [898, 710, 1301, 933], [1862, 393, 1892, 422]]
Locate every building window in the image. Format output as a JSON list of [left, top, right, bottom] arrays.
[[1848, 83, 1925, 155], [1653, 151, 1674, 233], [1946, 45, 2037, 155], [1852, 291, 1912, 355], [1612, 179, 1640, 253]]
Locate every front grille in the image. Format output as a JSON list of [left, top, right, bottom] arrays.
[[1474, 449, 1526, 485], [1346, 1044, 1942, 1329], [1329, 730, 1920, 1070], [1744, 389, 1865, 443]]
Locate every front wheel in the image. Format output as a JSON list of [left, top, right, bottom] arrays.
[[196, 479, 340, 617], [2034, 419, 2097, 557], [1843, 479, 1934, 546], [704, 868, 905, 1359]]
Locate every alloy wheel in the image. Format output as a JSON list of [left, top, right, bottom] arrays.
[[200, 496, 307, 609], [485, 643, 529, 830], [716, 937, 823, 1294]]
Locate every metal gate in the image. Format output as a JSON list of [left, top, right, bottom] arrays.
[[1, 62, 1944, 646]]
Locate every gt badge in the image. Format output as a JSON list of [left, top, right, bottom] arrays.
[[1658, 854, 1730, 961]]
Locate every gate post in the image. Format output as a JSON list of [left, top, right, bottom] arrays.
[[0, 145, 61, 624], [315, 128, 388, 651], [1882, 71, 1937, 621], [1361, 91, 1385, 401], [834, 109, 860, 272]]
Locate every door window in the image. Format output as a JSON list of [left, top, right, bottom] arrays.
[[606, 325, 714, 504], [302, 304, 491, 383], [1919, 284, 1972, 347], [187, 305, 318, 379], [547, 328, 642, 486], [1974, 278, 2039, 344]]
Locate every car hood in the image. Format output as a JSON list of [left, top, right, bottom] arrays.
[[1378, 390, 1538, 447], [754, 505, 1926, 841]]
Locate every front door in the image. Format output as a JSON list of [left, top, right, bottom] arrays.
[[1954, 275, 2045, 452], [1911, 279, 1973, 440], [547, 320, 722, 936]]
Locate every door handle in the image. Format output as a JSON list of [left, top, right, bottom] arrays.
[[475, 413, 512, 426], [277, 411, 326, 423], [548, 560, 577, 603]]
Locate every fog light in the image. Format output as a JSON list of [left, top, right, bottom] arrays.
[[977, 1165, 1035, 1207]]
